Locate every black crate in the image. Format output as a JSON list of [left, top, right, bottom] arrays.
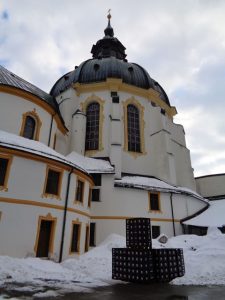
[[126, 218, 152, 249], [112, 248, 155, 282], [153, 248, 185, 281]]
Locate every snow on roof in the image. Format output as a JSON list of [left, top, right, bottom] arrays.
[[66, 151, 114, 174], [0, 130, 87, 173], [0, 130, 114, 175], [115, 176, 207, 201], [183, 199, 225, 227]]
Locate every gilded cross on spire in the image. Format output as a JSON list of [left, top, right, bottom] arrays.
[[107, 9, 111, 20]]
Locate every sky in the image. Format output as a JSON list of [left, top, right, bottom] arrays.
[[0, 0, 225, 177]]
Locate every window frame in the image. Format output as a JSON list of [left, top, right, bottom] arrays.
[[0, 153, 13, 192], [69, 221, 81, 254], [123, 98, 146, 157], [127, 104, 141, 153], [75, 178, 85, 204], [85, 102, 100, 151], [34, 213, 57, 257], [149, 192, 161, 212], [20, 110, 42, 141], [81, 95, 105, 155], [42, 165, 63, 199]]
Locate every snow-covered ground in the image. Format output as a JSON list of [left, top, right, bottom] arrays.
[[0, 229, 225, 298]]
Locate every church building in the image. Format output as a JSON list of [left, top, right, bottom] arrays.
[[0, 14, 223, 261]]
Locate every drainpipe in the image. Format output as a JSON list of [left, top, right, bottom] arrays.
[[59, 168, 73, 262], [48, 114, 55, 147], [170, 192, 176, 236]]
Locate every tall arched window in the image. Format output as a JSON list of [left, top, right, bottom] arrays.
[[85, 102, 100, 151], [127, 104, 141, 152], [22, 116, 36, 140]]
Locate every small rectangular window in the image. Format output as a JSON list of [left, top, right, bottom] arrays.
[[0, 158, 9, 187], [70, 223, 81, 253], [91, 174, 102, 186], [88, 188, 92, 207], [149, 192, 160, 211], [92, 188, 100, 202], [75, 179, 84, 203], [45, 169, 60, 196], [152, 226, 160, 239], [89, 223, 96, 247], [85, 225, 89, 252]]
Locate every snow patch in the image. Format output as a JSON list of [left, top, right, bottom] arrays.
[[183, 199, 225, 227], [1, 232, 225, 295], [115, 176, 206, 201]]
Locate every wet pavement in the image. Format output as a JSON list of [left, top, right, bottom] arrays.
[[2, 283, 225, 300], [57, 283, 225, 300]]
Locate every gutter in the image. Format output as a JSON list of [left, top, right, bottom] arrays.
[[170, 192, 176, 236], [48, 113, 55, 146], [59, 168, 73, 263]]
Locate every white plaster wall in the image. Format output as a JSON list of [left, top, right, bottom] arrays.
[[172, 141, 196, 190], [90, 175, 207, 244], [0, 92, 57, 146], [56, 89, 78, 131], [70, 113, 86, 155], [65, 88, 195, 190], [195, 174, 225, 198], [0, 203, 63, 259], [0, 153, 92, 259]]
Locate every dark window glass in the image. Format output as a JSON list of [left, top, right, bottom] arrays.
[[220, 226, 225, 234], [23, 116, 36, 140], [89, 223, 96, 246], [88, 189, 92, 207], [76, 180, 84, 202], [45, 169, 60, 195], [92, 189, 100, 202], [127, 104, 141, 152], [187, 225, 207, 236], [0, 158, 8, 186], [71, 224, 80, 252], [152, 226, 160, 239], [85, 102, 100, 150], [150, 193, 160, 211], [85, 226, 89, 252], [92, 174, 102, 186]]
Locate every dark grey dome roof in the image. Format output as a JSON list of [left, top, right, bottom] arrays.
[[50, 17, 170, 106]]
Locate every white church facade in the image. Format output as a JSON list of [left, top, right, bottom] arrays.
[[0, 15, 223, 261]]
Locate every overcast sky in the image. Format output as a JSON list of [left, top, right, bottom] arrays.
[[0, 0, 225, 177]]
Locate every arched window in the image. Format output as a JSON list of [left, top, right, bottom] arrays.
[[22, 116, 36, 140], [127, 104, 141, 152], [20, 111, 42, 141], [85, 102, 100, 151]]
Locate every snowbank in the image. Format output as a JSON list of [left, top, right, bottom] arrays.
[[183, 199, 225, 227], [1, 231, 225, 297]]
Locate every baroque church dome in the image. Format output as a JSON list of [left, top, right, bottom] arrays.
[[50, 14, 170, 106]]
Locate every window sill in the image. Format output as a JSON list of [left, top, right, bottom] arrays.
[[125, 149, 147, 158], [74, 200, 84, 206], [69, 250, 80, 255], [0, 186, 8, 192], [42, 193, 61, 200], [148, 209, 162, 214]]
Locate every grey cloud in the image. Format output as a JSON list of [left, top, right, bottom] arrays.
[[1, 0, 225, 175]]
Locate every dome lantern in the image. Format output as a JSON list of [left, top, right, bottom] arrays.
[[104, 10, 114, 37]]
